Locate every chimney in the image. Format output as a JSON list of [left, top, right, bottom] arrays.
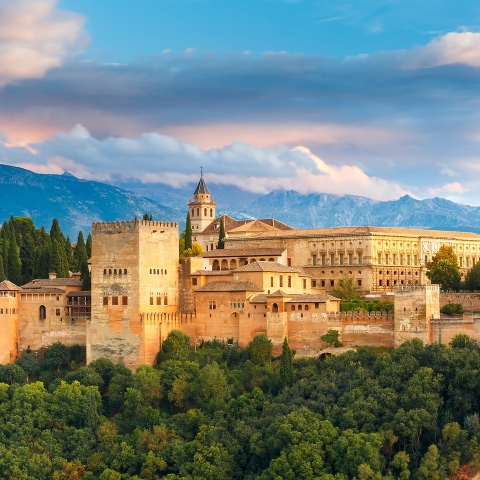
[[49, 272, 57, 280]]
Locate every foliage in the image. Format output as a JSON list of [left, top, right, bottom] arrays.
[[159, 330, 191, 362], [279, 337, 294, 389], [465, 261, 480, 291], [185, 212, 192, 250], [217, 217, 226, 249], [427, 259, 461, 291], [248, 333, 273, 364], [441, 303, 464, 315], [181, 242, 203, 258], [321, 329, 343, 347], [331, 275, 362, 301], [142, 213, 153, 221], [427, 245, 459, 271], [341, 299, 394, 314]]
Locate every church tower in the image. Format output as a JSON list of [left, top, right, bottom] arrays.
[[188, 170, 216, 234]]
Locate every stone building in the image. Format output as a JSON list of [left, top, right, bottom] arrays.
[[88, 220, 180, 369]]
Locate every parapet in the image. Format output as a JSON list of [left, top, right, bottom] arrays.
[[395, 284, 440, 293], [92, 220, 179, 233]]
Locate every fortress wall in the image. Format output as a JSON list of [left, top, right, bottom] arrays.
[[0, 295, 18, 364], [430, 318, 480, 345], [440, 293, 480, 312]]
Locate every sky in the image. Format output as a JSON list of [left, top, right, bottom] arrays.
[[1, 0, 480, 204]]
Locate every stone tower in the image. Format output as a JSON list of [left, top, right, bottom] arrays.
[[0, 280, 19, 364], [188, 171, 216, 236], [88, 220, 180, 370], [394, 284, 440, 347]]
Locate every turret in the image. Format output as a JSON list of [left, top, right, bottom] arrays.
[[188, 170, 216, 234]]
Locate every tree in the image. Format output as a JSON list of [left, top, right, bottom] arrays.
[[331, 275, 362, 301], [417, 445, 440, 480], [248, 334, 273, 364], [15, 353, 39, 383], [143, 213, 153, 221], [427, 245, 459, 272], [321, 329, 343, 347], [465, 261, 480, 291], [449, 333, 479, 350], [85, 234, 92, 259], [427, 259, 461, 291], [43, 342, 70, 372], [217, 217, 225, 249], [64, 236, 77, 272], [279, 337, 294, 389], [0, 255, 5, 282], [7, 228, 22, 285], [185, 213, 193, 250], [51, 239, 70, 278], [160, 330, 191, 362], [181, 243, 203, 258]]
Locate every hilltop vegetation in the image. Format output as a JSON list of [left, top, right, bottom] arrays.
[[1, 333, 480, 479]]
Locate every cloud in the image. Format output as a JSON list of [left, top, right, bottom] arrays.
[[0, 125, 411, 200], [428, 182, 466, 196], [0, 0, 86, 87]]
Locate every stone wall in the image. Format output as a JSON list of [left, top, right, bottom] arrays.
[[0, 294, 18, 364], [440, 293, 480, 312]]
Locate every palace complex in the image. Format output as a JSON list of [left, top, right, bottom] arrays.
[[2, 173, 480, 368]]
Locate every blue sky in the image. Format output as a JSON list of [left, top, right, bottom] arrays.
[[1, 0, 480, 205]]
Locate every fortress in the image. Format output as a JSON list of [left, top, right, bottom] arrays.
[[2, 173, 480, 368]]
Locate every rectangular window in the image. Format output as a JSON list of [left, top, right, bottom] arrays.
[[357, 279, 362, 287], [466, 257, 470, 268], [407, 254, 411, 265], [331, 254, 335, 266], [339, 254, 344, 266], [270, 277, 274, 287], [112, 296, 118, 305], [358, 253, 363, 265], [0, 309, 2, 314], [315, 302, 319, 308], [312, 254, 317, 266], [56, 308, 60, 316], [400, 253, 404, 265], [192, 278, 198, 286], [392, 254, 396, 265], [349, 253, 353, 265], [379, 280, 383, 286], [385, 254, 389, 264], [122, 296, 128, 305], [164, 296, 168, 305], [322, 254, 326, 266], [287, 258, 291, 266], [414, 255, 418, 265], [288, 276, 292, 287], [386, 280, 390, 287], [460, 257, 463, 267], [378, 253, 382, 264], [279, 275, 283, 288], [303, 279, 307, 289], [209, 300, 216, 310], [311, 280, 317, 288], [157, 296, 161, 305], [321, 280, 325, 287], [330, 280, 335, 287], [150, 297, 153, 305], [103, 297, 108, 306]]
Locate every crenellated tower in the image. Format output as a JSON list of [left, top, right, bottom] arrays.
[[188, 170, 216, 235]]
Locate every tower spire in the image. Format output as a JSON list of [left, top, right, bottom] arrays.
[[201, 165, 203, 178]]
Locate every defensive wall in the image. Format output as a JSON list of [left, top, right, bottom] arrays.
[[440, 293, 480, 312]]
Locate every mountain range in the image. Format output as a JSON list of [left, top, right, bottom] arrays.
[[2, 163, 480, 237]]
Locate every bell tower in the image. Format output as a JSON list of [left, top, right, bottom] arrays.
[[188, 169, 216, 235]]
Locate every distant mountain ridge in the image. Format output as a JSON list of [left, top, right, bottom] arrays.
[[1, 164, 480, 236]]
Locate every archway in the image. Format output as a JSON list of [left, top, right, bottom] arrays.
[[221, 259, 228, 270], [39, 305, 46, 320], [230, 259, 237, 269], [212, 260, 220, 271], [272, 303, 279, 313]]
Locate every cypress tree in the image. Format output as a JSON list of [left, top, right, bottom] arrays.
[[51, 239, 69, 278], [279, 337, 294, 389], [75, 231, 90, 290], [20, 231, 35, 284], [1, 221, 9, 279], [86, 234, 92, 259], [64, 236, 77, 272], [50, 218, 63, 243], [185, 213, 193, 250], [0, 255, 5, 282], [7, 229, 23, 285], [81, 262, 91, 291], [217, 217, 225, 249]]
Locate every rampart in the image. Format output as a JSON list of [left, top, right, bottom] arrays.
[[440, 293, 480, 312], [92, 220, 178, 233]]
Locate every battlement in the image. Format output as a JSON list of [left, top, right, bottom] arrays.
[[395, 284, 440, 293], [92, 220, 178, 233]]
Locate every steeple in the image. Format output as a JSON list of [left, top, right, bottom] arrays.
[[188, 169, 217, 239], [194, 167, 210, 195]]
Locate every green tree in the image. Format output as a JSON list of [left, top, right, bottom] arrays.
[[51, 238, 70, 278], [181, 243, 204, 258], [43, 342, 70, 372], [185, 212, 193, 250], [142, 213, 153, 221], [160, 330, 191, 361], [465, 261, 480, 291], [427, 245, 459, 272], [279, 337, 294, 389], [0, 254, 5, 282], [217, 217, 225, 249], [427, 259, 461, 291], [65, 236, 77, 272], [331, 275, 362, 301], [321, 329, 343, 347], [449, 333, 479, 350], [1, 220, 9, 279], [7, 228, 22, 285], [15, 352, 39, 383], [417, 445, 440, 480], [248, 334, 273, 364], [85, 233, 92, 258], [49, 218, 64, 244]]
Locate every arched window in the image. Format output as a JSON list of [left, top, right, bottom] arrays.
[[103, 269, 106, 275], [124, 269, 127, 274], [298, 305, 303, 311], [259, 258, 265, 261], [268, 258, 275, 262], [39, 305, 46, 320], [191, 209, 194, 217], [165, 269, 167, 275], [230, 259, 237, 269], [114, 269, 117, 275], [221, 259, 228, 270], [291, 305, 296, 311], [204, 208, 207, 216], [272, 303, 279, 313], [210, 208, 213, 217], [197, 208, 199, 216], [305, 305, 309, 311], [109, 269, 112, 274]]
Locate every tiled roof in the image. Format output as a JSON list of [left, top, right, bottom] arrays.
[[196, 280, 264, 292], [201, 215, 293, 235], [21, 278, 82, 289], [202, 247, 285, 258], [0, 280, 20, 291], [267, 290, 291, 297], [228, 220, 283, 234], [194, 176, 211, 194], [21, 287, 65, 293], [286, 294, 340, 302], [250, 295, 267, 303], [67, 291, 91, 297], [190, 270, 233, 276], [234, 261, 312, 277], [227, 225, 480, 241]]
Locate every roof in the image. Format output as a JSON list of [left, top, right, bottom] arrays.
[[21, 278, 83, 289], [286, 294, 341, 302], [233, 261, 312, 277], [0, 280, 20, 291], [21, 287, 65, 294], [196, 280, 264, 292], [226, 225, 480, 241], [194, 176, 211, 195], [201, 215, 293, 236], [202, 247, 285, 258], [190, 270, 233, 276], [228, 219, 285, 234], [268, 290, 292, 297], [67, 291, 91, 297]]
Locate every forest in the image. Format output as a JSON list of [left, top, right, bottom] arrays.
[[0, 332, 480, 479]]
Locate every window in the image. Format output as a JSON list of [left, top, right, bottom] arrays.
[[357, 279, 362, 287], [386, 280, 390, 287], [209, 300, 216, 310], [165, 269, 167, 275], [150, 297, 153, 305], [414, 255, 417, 266], [400, 254, 404, 266], [358, 253, 363, 265], [407, 254, 411, 265], [291, 305, 296, 311], [191, 209, 194, 217], [157, 296, 161, 305], [315, 302, 319, 308], [109, 269, 112, 274], [460, 257, 463, 267], [303, 279, 307, 289], [0, 309, 2, 314], [330, 254, 335, 266], [124, 269, 127, 274], [330, 280, 334, 287], [39, 305, 46, 320], [103, 297, 108, 306], [197, 208, 199, 216], [103, 269, 107, 275], [305, 305, 309, 311], [298, 305, 302, 311], [349, 253, 353, 265], [270, 277, 274, 287], [311, 280, 317, 288], [321, 280, 325, 287], [379, 280, 383, 286], [322, 254, 326, 266], [392, 254, 396, 265], [339, 254, 344, 266], [378, 253, 382, 264], [385, 254, 389, 264], [210, 208, 213, 217], [288, 276, 292, 287], [425, 255, 428, 264], [112, 296, 118, 305], [150, 269, 152, 274], [287, 258, 291, 266], [192, 278, 198, 286], [114, 269, 117, 275], [56, 308, 60, 316], [279, 275, 283, 287], [122, 296, 128, 305], [312, 254, 317, 266], [164, 296, 168, 305]]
